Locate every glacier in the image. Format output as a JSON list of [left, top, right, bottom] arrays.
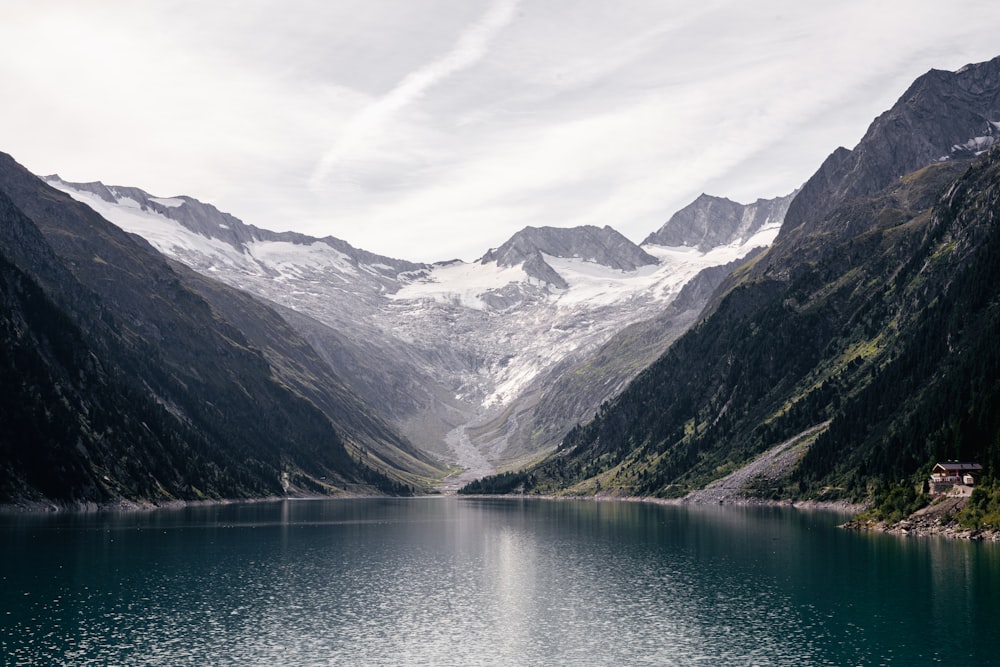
[[45, 174, 788, 480]]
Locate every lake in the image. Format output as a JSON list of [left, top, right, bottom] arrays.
[[2, 497, 999, 665]]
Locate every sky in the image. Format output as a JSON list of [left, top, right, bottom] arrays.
[[2, 1, 1000, 263]]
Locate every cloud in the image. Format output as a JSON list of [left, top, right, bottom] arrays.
[[6, 1, 1000, 263], [308, 0, 521, 189]]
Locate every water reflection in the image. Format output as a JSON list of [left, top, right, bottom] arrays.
[[2, 498, 999, 665]]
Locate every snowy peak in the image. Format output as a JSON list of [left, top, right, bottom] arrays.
[[42, 175, 426, 285], [480, 225, 659, 288], [44, 175, 117, 203], [45, 174, 255, 248], [482, 225, 658, 270], [643, 192, 795, 251]]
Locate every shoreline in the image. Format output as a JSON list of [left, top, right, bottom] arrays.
[[841, 517, 1000, 542], [456, 491, 866, 515], [840, 494, 1000, 542], [9, 489, 997, 544], [464, 492, 1000, 541], [0, 491, 389, 515], [0, 489, 864, 516]]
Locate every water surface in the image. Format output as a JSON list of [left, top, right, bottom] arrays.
[[3, 498, 998, 665]]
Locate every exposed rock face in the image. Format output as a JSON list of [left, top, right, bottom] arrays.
[[781, 55, 1000, 241], [643, 192, 795, 251], [480, 225, 659, 288]]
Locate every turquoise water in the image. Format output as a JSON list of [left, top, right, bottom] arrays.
[[2, 498, 998, 665]]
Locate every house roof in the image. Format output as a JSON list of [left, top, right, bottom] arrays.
[[933, 462, 983, 472]]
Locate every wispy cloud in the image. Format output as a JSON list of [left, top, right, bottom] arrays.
[[6, 2, 1000, 263], [308, 0, 520, 189]]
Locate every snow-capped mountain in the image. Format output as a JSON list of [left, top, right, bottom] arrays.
[[479, 225, 659, 290], [44, 174, 790, 472], [644, 192, 796, 251]]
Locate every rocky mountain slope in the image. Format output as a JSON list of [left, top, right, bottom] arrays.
[[46, 174, 789, 476], [777, 56, 1000, 256], [0, 152, 429, 507], [461, 248, 765, 474], [480, 225, 659, 289], [462, 56, 1000, 503], [643, 192, 796, 251]]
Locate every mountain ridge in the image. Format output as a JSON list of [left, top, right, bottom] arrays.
[[778, 55, 1000, 248], [480, 224, 660, 289], [0, 152, 429, 506], [44, 172, 791, 476], [15, 55, 1000, 505], [461, 55, 1000, 503], [44, 174, 427, 280], [643, 192, 794, 251]]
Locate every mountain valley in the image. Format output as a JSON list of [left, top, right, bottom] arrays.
[[3, 55, 1000, 512], [44, 175, 788, 482]]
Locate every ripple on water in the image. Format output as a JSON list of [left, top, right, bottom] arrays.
[[2, 498, 999, 665]]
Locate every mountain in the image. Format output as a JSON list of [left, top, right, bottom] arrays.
[[45, 175, 792, 476], [777, 55, 1000, 253], [165, 264, 444, 489], [0, 152, 428, 507], [462, 57, 1000, 503], [643, 192, 796, 251], [42, 174, 465, 441], [44, 177, 427, 278], [480, 225, 658, 289], [460, 248, 765, 474]]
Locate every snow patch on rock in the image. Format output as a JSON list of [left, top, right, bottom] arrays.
[[45, 174, 788, 470]]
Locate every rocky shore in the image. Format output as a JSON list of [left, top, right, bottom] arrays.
[[841, 495, 1000, 542]]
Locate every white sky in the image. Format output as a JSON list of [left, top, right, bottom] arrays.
[[2, 1, 999, 263]]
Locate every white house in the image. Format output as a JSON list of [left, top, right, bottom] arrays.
[[929, 461, 983, 495]]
